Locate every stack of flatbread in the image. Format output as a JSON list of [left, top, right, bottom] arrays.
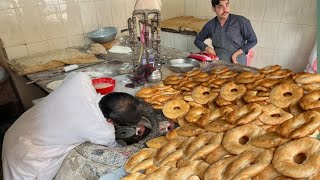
[[7, 48, 102, 75]]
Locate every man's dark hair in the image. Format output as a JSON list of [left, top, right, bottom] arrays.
[[211, 0, 220, 7], [99, 92, 142, 126], [212, 0, 228, 7]]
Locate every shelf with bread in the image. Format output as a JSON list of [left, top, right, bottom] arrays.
[[122, 65, 320, 180]]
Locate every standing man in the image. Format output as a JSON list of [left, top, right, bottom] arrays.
[[194, 0, 257, 65]]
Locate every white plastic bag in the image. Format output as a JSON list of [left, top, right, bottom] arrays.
[[305, 41, 317, 73]]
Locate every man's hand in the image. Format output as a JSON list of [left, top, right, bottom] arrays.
[[205, 47, 216, 55], [232, 49, 244, 64]]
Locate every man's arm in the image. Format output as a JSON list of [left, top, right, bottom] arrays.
[[194, 22, 212, 52], [239, 18, 257, 54]]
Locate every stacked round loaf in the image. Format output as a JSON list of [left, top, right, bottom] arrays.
[[125, 65, 320, 180]]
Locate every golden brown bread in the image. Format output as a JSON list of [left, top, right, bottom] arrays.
[[162, 99, 190, 119], [272, 137, 320, 178], [184, 132, 223, 161], [223, 149, 273, 179], [146, 136, 168, 149], [226, 103, 262, 125], [222, 124, 265, 155], [277, 111, 320, 139], [154, 137, 187, 167], [204, 145, 230, 164], [176, 124, 205, 137], [220, 82, 246, 101], [169, 160, 209, 180], [270, 82, 304, 108], [258, 104, 293, 125], [204, 156, 236, 180], [124, 148, 156, 173]]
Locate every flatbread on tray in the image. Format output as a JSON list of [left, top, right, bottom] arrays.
[[7, 48, 102, 76]]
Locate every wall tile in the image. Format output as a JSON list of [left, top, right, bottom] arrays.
[[0, 0, 14, 10], [78, 2, 98, 33], [67, 34, 85, 47], [264, 0, 285, 22], [300, 0, 316, 25], [95, 0, 113, 28], [11, 0, 38, 8], [247, 0, 266, 21], [276, 24, 299, 50], [259, 22, 280, 49], [187, 35, 199, 53], [288, 51, 308, 72], [39, 5, 66, 39], [162, 0, 174, 19], [111, 0, 127, 28], [281, 0, 304, 23], [125, 0, 135, 20], [160, 0, 168, 20], [250, 21, 262, 46], [163, 31, 174, 48], [273, 50, 291, 68], [174, 33, 187, 51], [176, 0, 185, 17], [274, 49, 307, 72], [48, 37, 68, 50], [232, 0, 250, 17], [6, 45, 29, 60], [58, 0, 77, 4], [160, 31, 168, 47], [27, 41, 50, 54], [77, 0, 95, 2], [161, 0, 185, 19], [60, 3, 83, 36], [185, 0, 197, 16], [84, 34, 93, 45], [37, 0, 59, 6], [293, 25, 316, 53], [0, 9, 25, 47], [16, 6, 47, 43], [252, 48, 276, 68], [196, 0, 211, 19]]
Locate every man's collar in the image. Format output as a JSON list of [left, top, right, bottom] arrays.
[[215, 13, 232, 25]]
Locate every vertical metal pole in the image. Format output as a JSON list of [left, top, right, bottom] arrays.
[[144, 11, 150, 65]]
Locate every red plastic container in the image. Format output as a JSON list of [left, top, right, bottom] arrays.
[[91, 77, 116, 95]]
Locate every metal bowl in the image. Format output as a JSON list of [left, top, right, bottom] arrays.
[[166, 58, 200, 73], [87, 27, 118, 44]]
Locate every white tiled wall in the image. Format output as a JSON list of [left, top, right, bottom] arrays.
[[161, 31, 212, 54], [0, 0, 316, 72], [0, 0, 185, 60]]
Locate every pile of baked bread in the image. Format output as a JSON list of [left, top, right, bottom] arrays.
[[123, 65, 320, 180]]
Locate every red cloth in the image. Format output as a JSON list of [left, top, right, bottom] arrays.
[[188, 52, 219, 62]]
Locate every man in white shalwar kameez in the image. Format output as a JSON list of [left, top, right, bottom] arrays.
[[2, 72, 142, 180]]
